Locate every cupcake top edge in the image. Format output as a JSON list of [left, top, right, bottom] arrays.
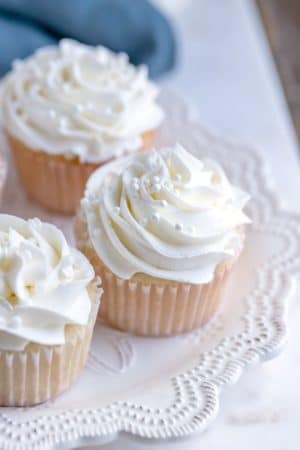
[[0, 39, 164, 164], [81, 144, 251, 284], [0, 214, 95, 351]]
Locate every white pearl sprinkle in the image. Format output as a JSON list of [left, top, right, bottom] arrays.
[[152, 183, 161, 193], [160, 200, 167, 207], [175, 223, 183, 231], [140, 218, 148, 227], [144, 178, 150, 187], [132, 181, 140, 192], [164, 180, 173, 190], [151, 212, 160, 222], [153, 176, 160, 183], [48, 109, 56, 119], [75, 103, 84, 112], [63, 83, 71, 92], [115, 149, 123, 158], [9, 316, 22, 329], [59, 117, 68, 129], [173, 174, 182, 182], [23, 249, 33, 260], [61, 265, 74, 279], [104, 107, 112, 115]]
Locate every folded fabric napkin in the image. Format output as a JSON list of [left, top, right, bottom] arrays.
[[0, 0, 176, 77]]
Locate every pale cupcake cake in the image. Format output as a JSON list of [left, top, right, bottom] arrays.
[[0, 214, 101, 406], [0, 39, 164, 214], [75, 144, 250, 336]]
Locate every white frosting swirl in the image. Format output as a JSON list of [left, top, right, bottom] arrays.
[[0, 215, 94, 351], [0, 39, 163, 163], [81, 144, 250, 284]]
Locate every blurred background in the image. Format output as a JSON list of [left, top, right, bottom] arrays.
[[1, 0, 300, 151], [258, 0, 300, 141]]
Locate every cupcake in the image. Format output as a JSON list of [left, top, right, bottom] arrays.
[[0, 39, 163, 214], [0, 214, 101, 406], [75, 144, 250, 336]]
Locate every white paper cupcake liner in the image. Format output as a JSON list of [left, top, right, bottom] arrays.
[[0, 281, 101, 406], [75, 212, 238, 336], [98, 265, 232, 336]]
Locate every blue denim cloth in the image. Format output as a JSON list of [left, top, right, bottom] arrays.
[[0, 0, 176, 77]]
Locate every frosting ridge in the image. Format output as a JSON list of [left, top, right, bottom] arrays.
[[0, 214, 94, 351], [81, 144, 250, 284], [1, 39, 163, 163]]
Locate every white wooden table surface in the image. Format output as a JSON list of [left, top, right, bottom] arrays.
[[79, 0, 300, 449]]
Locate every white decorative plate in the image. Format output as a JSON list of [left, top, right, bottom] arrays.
[[0, 93, 297, 450]]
